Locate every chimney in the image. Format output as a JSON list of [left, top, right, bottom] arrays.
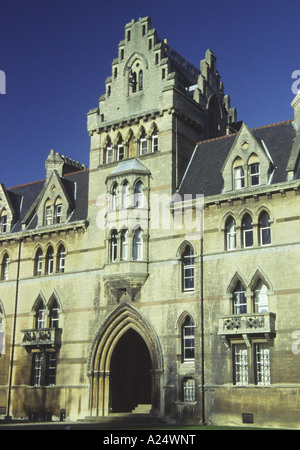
[[292, 90, 300, 128]]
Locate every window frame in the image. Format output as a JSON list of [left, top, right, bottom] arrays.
[[110, 230, 118, 262], [133, 227, 143, 261], [242, 214, 253, 248], [250, 162, 260, 186], [259, 211, 271, 246], [182, 316, 195, 362], [181, 245, 195, 292], [225, 217, 236, 251], [234, 166, 245, 190], [233, 281, 247, 314]]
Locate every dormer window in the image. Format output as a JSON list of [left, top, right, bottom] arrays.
[[250, 163, 260, 186], [44, 200, 53, 226], [234, 166, 245, 190], [0, 210, 7, 234], [55, 197, 63, 224]]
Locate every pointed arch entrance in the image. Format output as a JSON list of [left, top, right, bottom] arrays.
[[87, 304, 163, 417]]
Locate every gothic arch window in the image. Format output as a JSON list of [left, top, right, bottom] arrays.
[[111, 183, 119, 210], [0, 209, 7, 234], [121, 228, 129, 261], [46, 246, 54, 275], [134, 180, 144, 208], [253, 279, 269, 313], [1, 253, 9, 281], [133, 227, 143, 260], [233, 280, 247, 315], [54, 197, 63, 224], [34, 248, 43, 276], [139, 131, 148, 156], [110, 229, 118, 262], [233, 157, 245, 190], [181, 243, 195, 292], [49, 298, 60, 329], [121, 181, 129, 209], [258, 211, 271, 246], [35, 299, 46, 329], [44, 198, 53, 226], [57, 244, 66, 273], [248, 153, 260, 186], [242, 213, 253, 248], [181, 315, 195, 361], [225, 216, 236, 251]]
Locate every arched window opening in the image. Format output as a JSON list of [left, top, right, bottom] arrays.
[[259, 211, 271, 246], [121, 181, 129, 208], [49, 299, 60, 329], [254, 279, 269, 313], [35, 300, 46, 329], [0, 209, 7, 234], [34, 248, 43, 277], [242, 214, 253, 248], [233, 281, 247, 314], [225, 217, 236, 250], [54, 197, 63, 224], [46, 247, 54, 275], [133, 227, 143, 260], [121, 229, 129, 261], [1, 253, 9, 281], [44, 199, 53, 226], [110, 230, 118, 262], [181, 244, 194, 292], [57, 244, 66, 273], [112, 183, 119, 210], [182, 316, 195, 361], [134, 181, 144, 208]]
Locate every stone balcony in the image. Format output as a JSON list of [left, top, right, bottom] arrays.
[[218, 312, 276, 337], [21, 328, 62, 350]]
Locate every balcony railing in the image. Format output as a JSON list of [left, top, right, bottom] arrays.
[[218, 312, 276, 336], [21, 328, 62, 349]]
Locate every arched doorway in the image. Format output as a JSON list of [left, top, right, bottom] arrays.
[[88, 304, 163, 417], [110, 328, 152, 412]]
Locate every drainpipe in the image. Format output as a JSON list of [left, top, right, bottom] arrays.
[[6, 238, 22, 420], [200, 234, 205, 425]]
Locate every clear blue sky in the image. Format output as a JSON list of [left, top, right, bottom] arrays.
[[1, 0, 299, 187]]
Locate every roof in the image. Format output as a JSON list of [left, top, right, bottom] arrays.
[[178, 120, 298, 199], [6, 169, 89, 234], [108, 158, 150, 178]]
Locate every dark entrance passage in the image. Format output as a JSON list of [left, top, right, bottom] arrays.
[[110, 328, 152, 412]]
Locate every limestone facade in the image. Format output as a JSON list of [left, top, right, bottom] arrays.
[[0, 17, 300, 428]]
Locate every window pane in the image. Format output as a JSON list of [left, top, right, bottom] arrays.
[[234, 166, 245, 189], [256, 344, 270, 385], [183, 378, 195, 402], [46, 353, 57, 386], [233, 281, 247, 314], [250, 163, 260, 186], [32, 353, 42, 386], [234, 345, 248, 385]]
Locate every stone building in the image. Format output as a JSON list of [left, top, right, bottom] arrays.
[[0, 16, 300, 428]]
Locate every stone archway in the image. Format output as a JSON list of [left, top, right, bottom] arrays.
[[87, 304, 163, 417]]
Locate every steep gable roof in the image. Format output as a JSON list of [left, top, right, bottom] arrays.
[[178, 120, 296, 199]]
